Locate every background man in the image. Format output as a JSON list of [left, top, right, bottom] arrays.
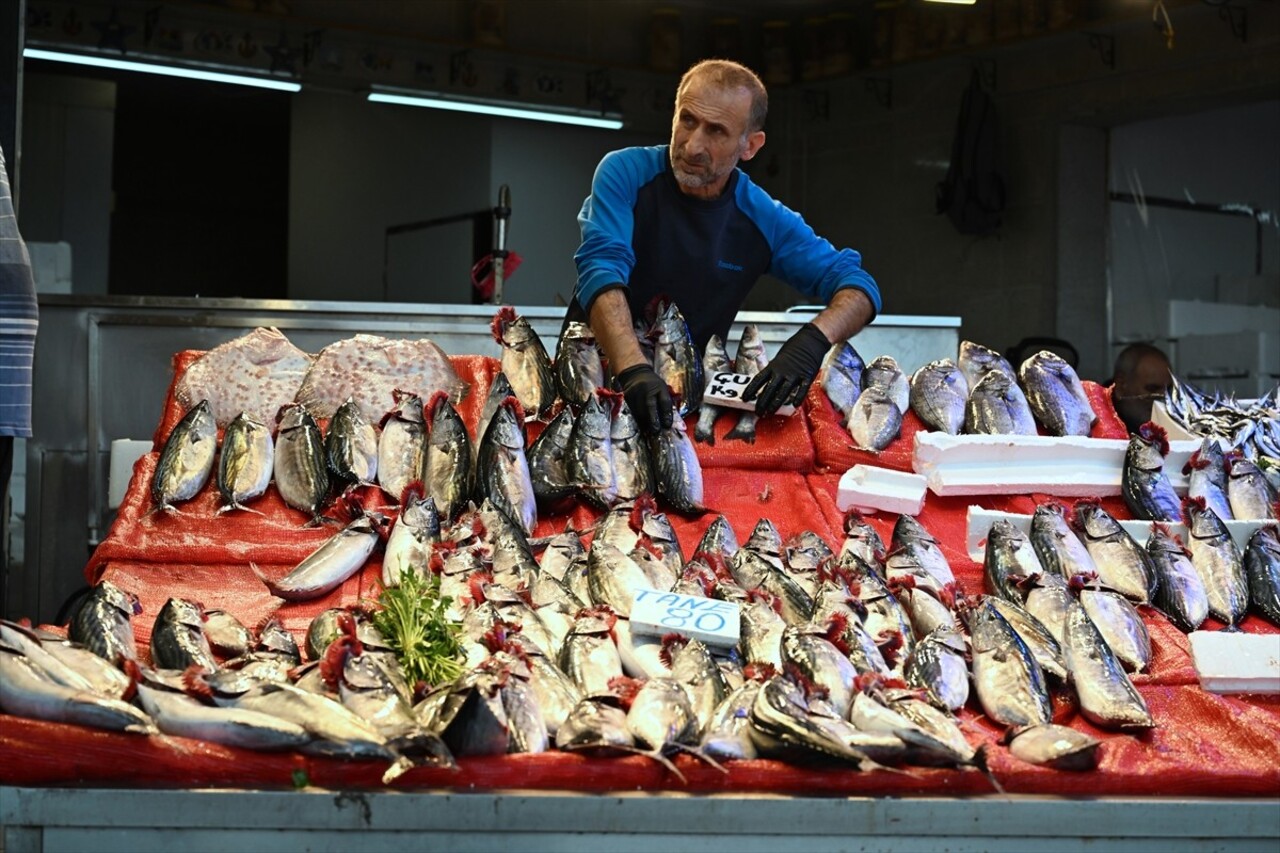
[[1111, 342, 1173, 433]]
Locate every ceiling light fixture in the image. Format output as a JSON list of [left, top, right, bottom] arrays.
[[922, 0, 977, 5], [367, 88, 623, 130], [23, 47, 302, 92]]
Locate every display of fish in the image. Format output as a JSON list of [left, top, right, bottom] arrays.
[[528, 407, 577, 510], [696, 335, 732, 443], [1062, 601, 1154, 730], [491, 306, 556, 419], [1182, 497, 1249, 626], [424, 392, 473, 522], [1008, 724, 1100, 771], [175, 327, 314, 428], [294, 334, 466, 423], [964, 371, 1037, 436], [821, 341, 865, 420], [136, 682, 311, 751], [476, 397, 537, 536], [846, 386, 902, 451], [554, 320, 605, 408], [381, 489, 440, 588], [216, 411, 274, 514], [1122, 423, 1181, 522], [150, 597, 218, 671], [1244, 524, 1280, 625], [272, 403, 330, 523], [701, 679, 762, 762], [1226, 456, 1278, 520], [987, 596, 1068, 681], [376, 390, 428, 504], [967, 597, 1052, 729], [558, 608, 624, 697], [1161, 375, 1280, 468], [1072, 500, 1156, 604], [0, 644, 156, 734], [903, 629, 970, 712], [325, 397, 378, 487], [648, 407, 706, 515], [1029, 502, 1097, 579], [1146, 523, 1210, 633], [567, 390, 618, 510], [554, 694, 633, 754], [476, 372, 515, 451], [1019, 350, 1096, 437], [909, 359, 967, 435], [152, 400, 218, 513], [69, 580, 140, 666], [1078, 586, 1152, 673], [958, 340, 1017, 390], [254, 511, 388, 601], [726, 324, 768, 443], [1183, 439, 1233, 521], [983, 519, 1044, 603], [651, 300, 704, 416], [862, 356, 909, 413], [610, 399, 655, 501]]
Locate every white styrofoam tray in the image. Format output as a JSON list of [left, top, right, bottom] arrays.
[[836, 465, 927, 516], [1189, 631, 1280, 694]]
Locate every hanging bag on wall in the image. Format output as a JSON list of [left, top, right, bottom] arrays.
[[936, 69, 1005, 236]]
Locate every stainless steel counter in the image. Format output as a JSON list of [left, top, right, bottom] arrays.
[[7, 295, 958, 623]]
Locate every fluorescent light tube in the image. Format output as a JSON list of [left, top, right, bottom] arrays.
[[23, 48, 302, 92], [922, 0, 977, 4], [367, 91, 623, 130]]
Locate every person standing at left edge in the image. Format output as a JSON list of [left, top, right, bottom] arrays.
[[0, 144, 38, 576], [566, 59, 881, 432]]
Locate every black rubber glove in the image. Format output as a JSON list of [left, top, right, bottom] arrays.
[[616, 363, 675, 434], [742, 322, 831, 417]]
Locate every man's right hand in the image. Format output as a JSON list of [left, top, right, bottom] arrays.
[[616, 364, 674, 434]]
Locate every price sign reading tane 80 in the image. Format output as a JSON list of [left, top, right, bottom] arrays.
[[628, 587, 741, 649]]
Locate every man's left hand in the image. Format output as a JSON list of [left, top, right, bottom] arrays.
[[742, 323, 832, 417]]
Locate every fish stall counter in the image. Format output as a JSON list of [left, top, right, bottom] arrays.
[[12, 295, 959, 626]]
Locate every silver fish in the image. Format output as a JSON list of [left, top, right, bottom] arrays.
[[651, 300, 704, 416], [848, 690, 974, 767], [211, 678, 393, 759], [325, 396, 378, 486], [983, 519, 1044, 603], [476, 372, 515, 454], [554, 320, 604, 408], [622, 677, 702, 773], [254, 512, 387, 601], [4, 623, 128, 698], [424, 393, 473, 522], [1019, 350, 1096, 436], [1227, 456, 1278, 520], [664, 636, 731, 737], [780, 624, 857, 716], [528, 407, 577, 509], [696, 335, 732, 443], [1244, 525, 1280, 625], [476, 396, 538, 536], [136, 682, 311, 751], [648, 408, 706, 515], [150, 597, 218, 671], [69, 580, 140, 666], [1183, 438, 1233, 521], [0, 645, 156, 734], [334, 645, 456, 768], [862, 355, 910, 413], [272, 403, 329, 523], [1023, 571, 1074, 648], [382, 490, 440, 588], [701, 679, 761, 761], [964, 371, 1037, 435], [890, 515, 956, 590], [1029, 502, 1097, 579], [1073, 500, 1156, 604], [747, 675, 890, 769], [1008, 723, 1100, 771], [846, 386, 902, 451], [587, 540, 651, 617], [1079, 587, 1152, 673], [203, 609, 252, 658], [478, 499, 540, 589], [539, 530, 586, 584], [903, 629, 970, 712], [909, 359, 967, 435], [958, 340, 1017, 390], [1062, 601, 1154, 730], [740, 594, 787, 669], [731, 548, 813, 625], [216, 411, 274, 514], [821, 342, 865, 420], [567, 390, 618, 510], [1183, 499, 1249, 626], [726, 324, 768, 443], [418, 663, 513, 757], [988, 596, 1068, 681], [152, 399, 217, 512], [967, 597, 1052, 729], [611, 398, 655, 501], [492, 306, 555, 419], [1147, 523, 1209, 632], [839, 510, 886, 569], [693, 514, 740, 565], [506, 634, 582, 736], [1122, 423, 1181, 522], [376, 389, 428, 504], [558, 608, 623, 697], [555, 695, 633, 754]]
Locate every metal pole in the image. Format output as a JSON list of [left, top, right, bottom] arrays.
[[491, 184, 511, 304]]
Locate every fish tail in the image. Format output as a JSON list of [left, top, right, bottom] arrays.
[[972, 744, 1006, 795], [725, 414, 758, 444], [671, 742, 729, 775]]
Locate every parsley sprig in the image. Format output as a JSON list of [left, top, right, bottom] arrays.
[[371, 568, 464, 688]]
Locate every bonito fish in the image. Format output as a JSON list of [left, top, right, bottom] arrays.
[[476, 396, 538, 536], [217, 411, 274, 514], [1182, 497, 1248, 626], [424, 392, 473, 521], [136, 682, 310, 751], [254, 511, 388, 601], [381, 488, 440, 588], [69, 580, 140, 666], [1062, 600, 1154, 730], [150, 597, 218, 672], [1072, 500, 1156, 604], [151, 400, 217, 513], [1183, 438, 1233, 521], [1244, 524, 1280, 625], [554, 321, 605, 408], [1019, 350, 1096, 436], [1226, 456, 1278, 520], [376, 390, 428, 504], [648, 407, 706, 514], [325, 397, 378, 487], [967, 597, 1051, 729], [272, 403, 330, 523], [567, 390, 618, 510], [528, 407, 577, 509], [1146, 523, 1209, 632], [492, 306, 556, 419], [610, 398, 655, 501], [1122, 423, 1181, 522], [0, 643, 156, 734], [651, 300, 704, 416]]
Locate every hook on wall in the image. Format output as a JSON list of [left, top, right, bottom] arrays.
[[1083, 32, 1116, 70]]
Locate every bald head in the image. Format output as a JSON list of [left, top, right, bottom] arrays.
[[1112, 343, 1172, 433]]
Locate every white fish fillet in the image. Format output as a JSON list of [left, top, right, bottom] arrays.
[[295, 334, 468, 422], [175, 327, 314, 428]]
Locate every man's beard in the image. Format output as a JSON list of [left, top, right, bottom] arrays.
[[670, 145, 741, 189]]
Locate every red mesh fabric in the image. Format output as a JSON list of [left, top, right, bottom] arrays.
[[1087, 381, 1127, 438]]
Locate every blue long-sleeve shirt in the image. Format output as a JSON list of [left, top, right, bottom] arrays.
[[568, 145, 880, 350]]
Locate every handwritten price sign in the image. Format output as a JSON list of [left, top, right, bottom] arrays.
[[629, 587, 741, 648], [702, 370, 796, 417]]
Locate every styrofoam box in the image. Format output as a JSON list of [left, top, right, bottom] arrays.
[[1189, 632, 1280, 694], [912, 431, 1198, 498], [837, 465, 927, 516], [964, 506, 1276, 563]]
